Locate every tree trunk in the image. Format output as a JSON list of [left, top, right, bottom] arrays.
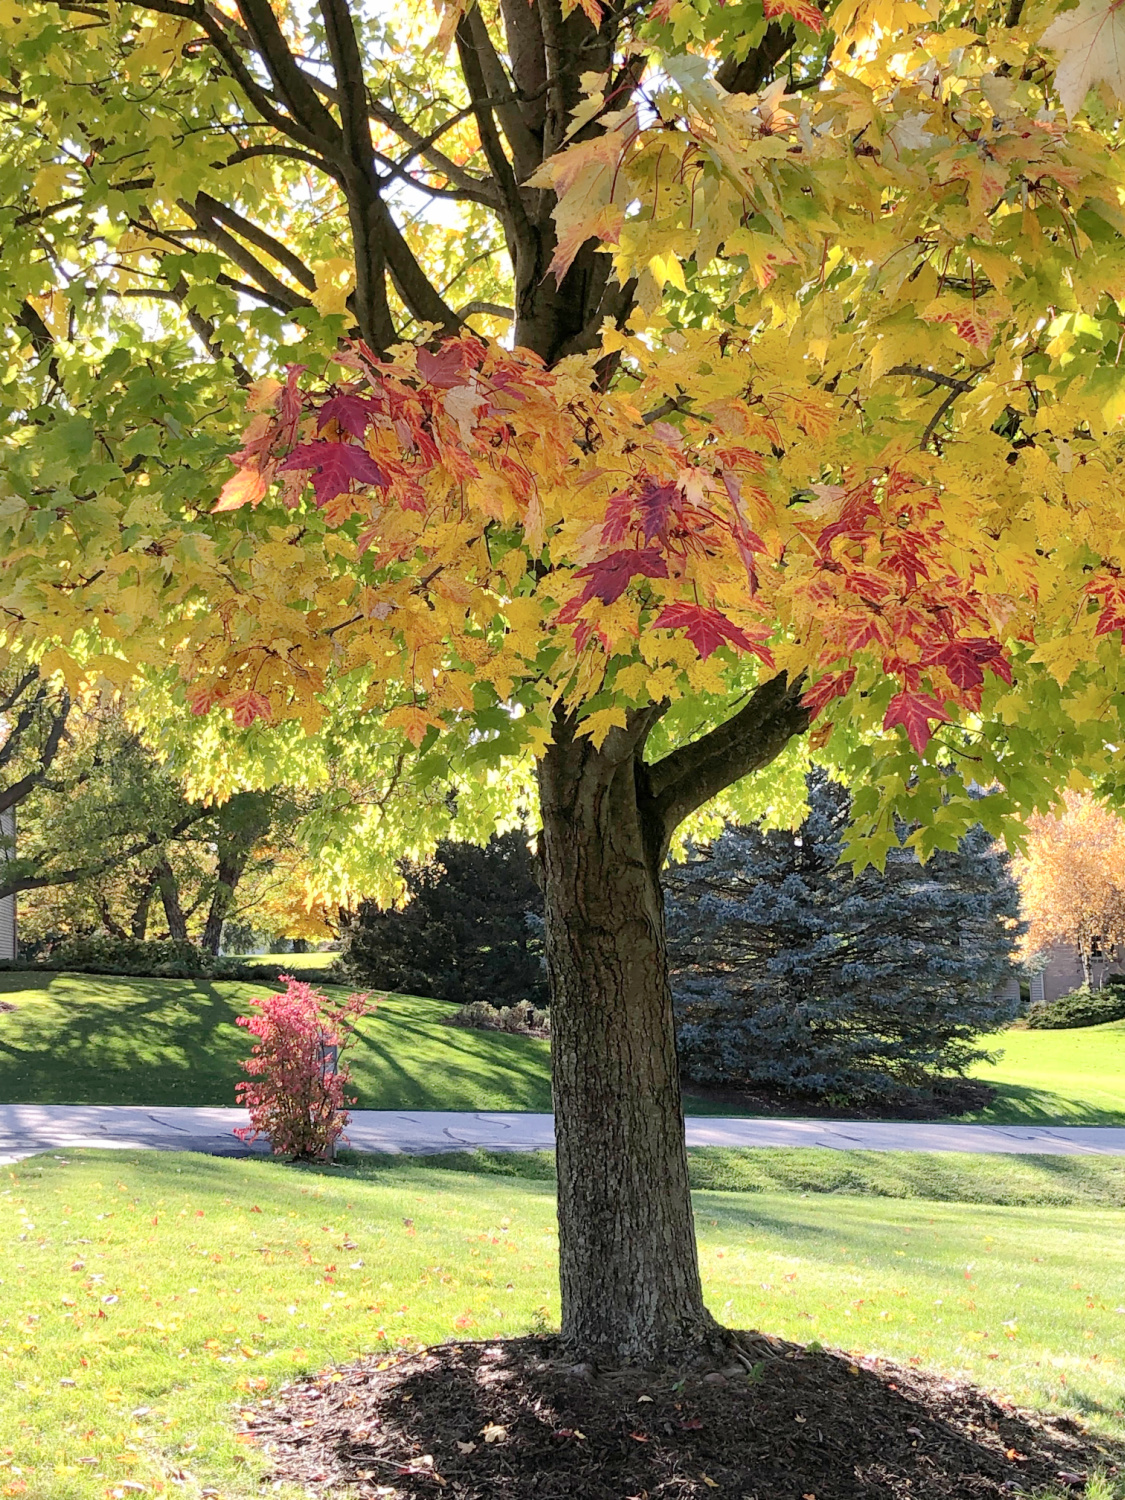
[[537, 717, 714, 1364], [201, 854, 245, 955], [155, 858, 188, 941], [130, 875, 156, 940]]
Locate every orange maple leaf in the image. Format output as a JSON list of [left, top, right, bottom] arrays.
[[763, 0, 824, 34]]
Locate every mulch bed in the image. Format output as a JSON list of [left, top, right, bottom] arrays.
[[681, 1079, 998, 1123], [240, 1334, 1118, 1498]]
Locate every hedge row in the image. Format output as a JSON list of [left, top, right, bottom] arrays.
[[1026, 982, 1125, 1030], [0, 937, 342, 988]]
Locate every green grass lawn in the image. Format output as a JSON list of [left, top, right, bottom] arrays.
[[2, 1148, 1123, 1499], [967, 1021, 1125, 1126], [3, 968, 1125, 1123], [0, 970, 555, 1111], [239, 952, 341, 972]]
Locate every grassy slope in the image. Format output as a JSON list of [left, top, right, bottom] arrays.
[[426, 1145, 1125, 1209], [0, 971, 555, 1111], [2, 969, 1125, 1122], [967, 1021, 1125, 1125], [0, 971, 731, 1115], [2, 1148, 1123, 1499]]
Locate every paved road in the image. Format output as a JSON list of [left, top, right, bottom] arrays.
[[2, 1104, 1125, 1164]]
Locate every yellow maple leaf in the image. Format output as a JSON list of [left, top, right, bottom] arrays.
[[576, 705, 627, 749], [311, 257, 356, 318], [1041, 0, 1125, 120]]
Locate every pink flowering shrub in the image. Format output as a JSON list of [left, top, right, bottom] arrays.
[[234, 977, 375, 1159]]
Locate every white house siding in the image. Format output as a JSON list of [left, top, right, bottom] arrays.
[[0, 808, 14, 960]]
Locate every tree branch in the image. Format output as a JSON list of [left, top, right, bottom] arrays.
[[178, 197, 315, 310], [0, 807, 210, 900], [368, 97, 496, 198], [0, 692, 72, 815], [195, 190, 317, 290], [458, 6, 541, 183], [643, 673, 809, 856], [234, 0, 343, 147], [456, 15, 531, 234]]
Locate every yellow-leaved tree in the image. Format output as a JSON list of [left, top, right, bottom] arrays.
[[1020, 793, 1125, 988]]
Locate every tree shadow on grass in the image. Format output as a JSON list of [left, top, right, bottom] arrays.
[[961, 1080, 1125, 1126], [0, 973, 250, 1105]]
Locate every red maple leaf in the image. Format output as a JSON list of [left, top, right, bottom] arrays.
[[803, 668, 856, 717], [883, 691, 950, 755], [228, 690, 272, 729], [417, 346, 465, 388], [600, 490, 634, 546], [922, 640, 984, 691], [923, 636, 1012, 688], [1087, 574, 1125, 639], [763, 0, 824, 31], [317, 391, 377, 440], [572, 547, 669, 607], [636, 478, 681, 543], [280, 441, 389, 507], [654, 602, 774, 663]]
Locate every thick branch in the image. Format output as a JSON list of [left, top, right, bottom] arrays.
[[179, 197, 314, 311], [715, 23, 795, 95], [234, 0, 343, 147], [643, 672, 809, 854], [456, 16, 531, 234], [195, 190, 317, 290], [0, 667, 40, 720], [0, 692, 72, 815], [459, 7, 541, 183], [0, 808, 210, 900]]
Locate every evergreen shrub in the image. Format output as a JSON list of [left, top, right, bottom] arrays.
[[0, 936, 341, 985], [1026, 984, 1125, 1029], [665, 772, 1023, 1103], [340, 830, 545, 1006]]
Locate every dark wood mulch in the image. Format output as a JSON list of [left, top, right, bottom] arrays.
[[681, 1078, 997, 1123], [240, 1334, 1118, 1498]]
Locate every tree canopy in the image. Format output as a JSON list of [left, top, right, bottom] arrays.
[[1019, 791, 1125, 987], [7, 0, 1125, 1359], [6, 0, 1125, 864]]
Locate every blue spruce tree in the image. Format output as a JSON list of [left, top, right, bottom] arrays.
[[665, 772, 1023, 1106]]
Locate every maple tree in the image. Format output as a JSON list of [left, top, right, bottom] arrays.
[[7, 0, 1125, 1361], [1018, 793, 1125, 988]]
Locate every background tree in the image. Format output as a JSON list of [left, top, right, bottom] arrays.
[[6, 704, 306, 952], [7, 0, 1125, 1362], [666, 773, 1023, 1105], [340, 829, 546, 1005], [1018, 793, 1125, 989]]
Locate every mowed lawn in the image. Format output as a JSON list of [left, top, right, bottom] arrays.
[[1, 1148, 1123, 1500], [967, 1021, 1125, 1126], [0, 970, 554, 1112], [2, 968, 1125, 1123]]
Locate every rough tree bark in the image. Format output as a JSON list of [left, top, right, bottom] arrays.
[[539, 677, 809, 1360]]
